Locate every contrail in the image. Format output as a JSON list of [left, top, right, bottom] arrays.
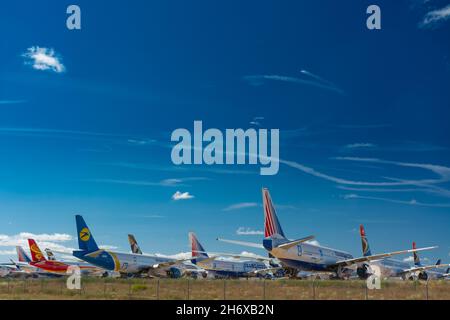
[[300, 70, 338, 89]]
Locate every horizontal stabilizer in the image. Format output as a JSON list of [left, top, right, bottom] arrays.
[[216, 238, 264, 249], [402, 263, 450, 274], [193, 250, 270, 261], [276, 236, 315, 250]]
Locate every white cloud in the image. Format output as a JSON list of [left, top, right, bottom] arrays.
[[223, 202, 259, 211], [345, 143, 376, 149], [154, 252, 192, 260], [172, 191, 194, 201], [420, 4, 450, 28], [0, 232, 75, 256], [236, 227, 264, 235], [99, 245, 118, 250], [22, 46, 65, 73], [243, 74, 344, 95], [306, 239, 320, 246], [403, 256, 414, 263], [0, 249, 16, 255]]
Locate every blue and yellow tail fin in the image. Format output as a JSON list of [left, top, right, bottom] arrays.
[[76, 215, 99, 252], [359, 225, 372, 257]]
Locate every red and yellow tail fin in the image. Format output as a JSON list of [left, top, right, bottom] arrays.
[[28, 239, 46, 262]]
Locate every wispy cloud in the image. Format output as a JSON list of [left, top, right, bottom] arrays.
[[172, 191, 194, 201], [419, 4, 450, 28], [223, 202, 259, 211], [0, 100, 26, 105], [250, 116, 264, 127], [22, 46, 65, 73], [343, 193, 450, 208], [84, 177, 208, 188], [344, 143, 377, 149], [337, 124, 391, 129], [127, 138, 157, 146], [281, 157, 450, 187], [243, 72, 344, 95], [236, 227, 264, 235]]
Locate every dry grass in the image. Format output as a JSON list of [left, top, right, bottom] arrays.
[[0, 278, 448, 300]]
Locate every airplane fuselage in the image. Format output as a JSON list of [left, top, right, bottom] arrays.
[[74, 250, 174, 274], [197, 258, 267, 277], [263, 238, 353, 273]]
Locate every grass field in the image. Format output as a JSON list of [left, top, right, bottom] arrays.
[[0, 278, 448, 300]]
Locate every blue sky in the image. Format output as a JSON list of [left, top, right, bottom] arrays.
[[0, 1, 449, 263]]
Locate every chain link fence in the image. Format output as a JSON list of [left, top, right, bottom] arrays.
[[0, 278, 448, 300]]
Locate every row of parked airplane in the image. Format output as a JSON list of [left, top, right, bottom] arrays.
[[1, 188, 449, 281]]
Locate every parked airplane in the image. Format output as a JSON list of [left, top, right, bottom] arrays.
[[4, 246, 62, 278], [408, 241, 449, 280], [357, 225, 448, 280], [218, 188, 436, 279], [73, 215, 188, 277], [27, 239, 102, 275], [190, 232, 282, 279], [127, 233, 206, 278]]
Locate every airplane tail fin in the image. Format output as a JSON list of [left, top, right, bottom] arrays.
[[435, 259, 441, 266], [28, 239, 46, 262], [128, 234, 143, 254], [76, 215, 99, 252], [189, 232, 208, 263], [16, 246, 32, 263], [446, 267, 450, 274], [359, 225, 372, 257], [413, 242, 421, 266], [45, 248, 56, 261], [262, 188, 286, 239]]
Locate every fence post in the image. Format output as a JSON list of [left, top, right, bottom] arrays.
[[312, 279, 316, 300], [128, 279, 132, 297], [223, 279, 226, 300], [187, 279, 190, 300], [263, 279, 266, 300], [156, 278, 160, 300], [365, 282, 369, 300]]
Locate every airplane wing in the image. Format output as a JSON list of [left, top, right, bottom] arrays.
[[276, 236, 315, 250], [251, 266, 283, 275], [401, 263, 450, 274], [192, 250, 270, 261], [334, 246, 437, 267], [216, 238, 264, 249], [151, 257, 196, 269]]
